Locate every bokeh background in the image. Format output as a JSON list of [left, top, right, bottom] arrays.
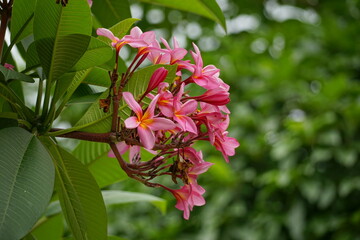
[[98, 0, 360, 239]]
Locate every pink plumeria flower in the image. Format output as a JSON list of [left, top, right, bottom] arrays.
[[189, 43, 225, 89], [160, 37, 187, 65], [173, 84, 198, 134], [147, 40, 171, 64], [87, 0, 92, 7], [163, 184, 206, 220], [4, 63, 14, 70], [97, 27, 150, 51], [213, 131, 239, 163], [123, 92, 176, 149]]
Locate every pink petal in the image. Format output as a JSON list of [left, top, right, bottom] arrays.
[[138, 125, 156, 149], [179, 100, 198, 115], [129, 145, 140, 163], [148, 118, 176, 131], [143, 94, 160, 119], [130, 26, 143, 38], [124, 116, 139, 129], [108, 141, 129, 158], [97, 28, 117, 41], [174, 115, 197, 134], [123, 92, 143, 118]]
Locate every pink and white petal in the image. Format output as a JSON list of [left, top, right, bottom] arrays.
[[138, 126, 156, 149], [96, 28, 116, 41], [179, 100, 198, 115], [148, 117, 176, 131], [123, 92, 143, 117], [124, 116, 140, 129]]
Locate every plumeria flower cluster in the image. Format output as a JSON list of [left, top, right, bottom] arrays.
[[98, 26, 239, 220]]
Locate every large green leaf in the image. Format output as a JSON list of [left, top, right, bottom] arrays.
[[92, 0, 131, 28], [73, 141, 127, 187], [137, 0, 226, 31], [31, 214, 64, 240], [33, 0, 92, 82], [10, 0, 36, 43], [73, 140, 110, 165], [0, 127, 54, 240], [89, 155, 128, 188], [72, 37, 114, 71], [41, 190, 167, 218], [102, 190, 167, 214], [43, 138, 107, 240]]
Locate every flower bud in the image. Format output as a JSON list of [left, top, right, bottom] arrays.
[[146, 67, 168, 93], [190, 89, 230, 106]]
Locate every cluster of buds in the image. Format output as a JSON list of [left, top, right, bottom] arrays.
[[98, 26, 239, 219]]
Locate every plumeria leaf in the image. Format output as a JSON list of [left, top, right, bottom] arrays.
[[73, 141, 111, 165], [25, 42, 40, 71], [71, 37, 114, 71], [0, 127, 54, 240], [102, 190, 167, 214], [0, 65, 34, 83], [88, 155, 128, 188], [73, 141, 127, 187], [10, 0, 36, 43], [31, 214, 64, 240], [137, 0, 226, 31], [42, 137, 107, 240], [33, 0, 92, 82], [92, 0, 132, 28]]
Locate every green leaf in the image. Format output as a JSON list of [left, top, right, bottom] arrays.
[[0, 82, 33, 120], [41, 190, 167, 217], [137, 0, 226, 31], [0, 127, 54, 240], [25, 42, 40, 71], [54, 69, 92, 119], [102, 190, 167, 214], [72, 141, 127, 188], [31, 214, 64, 240], [43, 138, 107, 240], [0, 65, 34, 83], [72, 90, 112, 133], [92, 0, 131, 28], [82, 67, 110, 87], [33, 0, 92, 82], [73, 141, 110, 165], [10, 0, 36, 43], [72, 37, 114, 71], [89, 155, 127, 188]]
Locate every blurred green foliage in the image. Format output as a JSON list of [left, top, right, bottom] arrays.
[[105, 0, 360, 239]]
